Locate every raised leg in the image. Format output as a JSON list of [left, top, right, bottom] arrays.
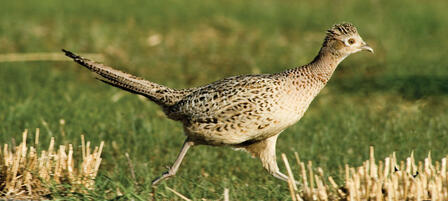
[[152, 140, 194, 186], [243, 134, 299, 185]]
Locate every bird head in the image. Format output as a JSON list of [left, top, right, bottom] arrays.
[[322, 23, 373, 57]]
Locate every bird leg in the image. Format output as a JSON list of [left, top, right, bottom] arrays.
[[152, 140, 194, 186], [243, 134, 300, 185]]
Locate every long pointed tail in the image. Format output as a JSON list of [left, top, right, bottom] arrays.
[[62, 49, 192, 106]]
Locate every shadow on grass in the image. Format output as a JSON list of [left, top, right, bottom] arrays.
[[333, 75, 448, 99]]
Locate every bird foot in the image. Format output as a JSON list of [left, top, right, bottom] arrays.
[[274, 171, 301, 186], [152, 170, 175, 186]]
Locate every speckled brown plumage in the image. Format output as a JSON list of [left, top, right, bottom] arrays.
[[63, 23, 373, 185]]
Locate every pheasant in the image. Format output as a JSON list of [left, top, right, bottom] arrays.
[[63, 23, 373, 185]]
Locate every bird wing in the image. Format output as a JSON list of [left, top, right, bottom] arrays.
[[168, 74, 281, 125]]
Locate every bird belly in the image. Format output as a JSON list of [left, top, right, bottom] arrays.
[[184, 106, 303, 146]]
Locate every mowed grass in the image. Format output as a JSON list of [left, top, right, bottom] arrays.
[[1, 0, 448, 200]]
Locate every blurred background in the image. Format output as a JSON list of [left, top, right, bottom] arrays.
[[1, 0, 447, 199]]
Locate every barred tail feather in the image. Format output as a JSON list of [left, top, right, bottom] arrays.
[[62, 49, 192, 106]]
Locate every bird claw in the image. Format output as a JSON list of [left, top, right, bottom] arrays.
[[152, 171, 174, 186]]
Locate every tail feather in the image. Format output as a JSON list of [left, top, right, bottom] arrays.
[[62, 49, 193, 106]]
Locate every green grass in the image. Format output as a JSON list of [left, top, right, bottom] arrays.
[[1, 0, 448, 200]]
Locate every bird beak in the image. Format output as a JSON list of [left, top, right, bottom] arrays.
[[361, 43, 374, 53]]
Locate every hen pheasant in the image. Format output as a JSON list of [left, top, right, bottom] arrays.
[[63, 23, 373, 185]]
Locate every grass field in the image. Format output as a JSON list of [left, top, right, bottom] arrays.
[[1, 0, 448, 200]]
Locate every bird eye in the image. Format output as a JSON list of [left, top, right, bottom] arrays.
[[348, 38, 355, 45]]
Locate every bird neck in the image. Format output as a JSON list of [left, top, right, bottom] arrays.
[[305, 48, 347, 84]]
